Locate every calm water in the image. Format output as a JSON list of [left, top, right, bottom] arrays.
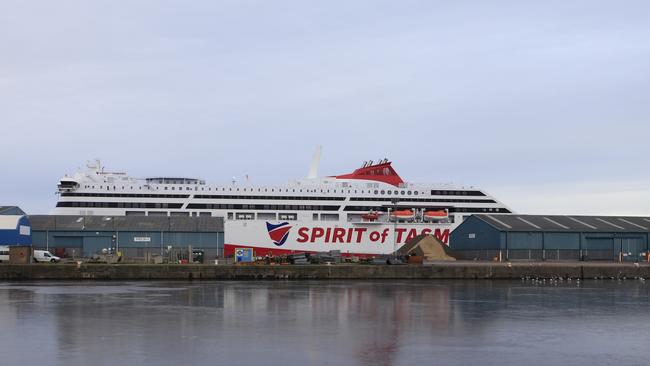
[[0, 280, 648, 366]]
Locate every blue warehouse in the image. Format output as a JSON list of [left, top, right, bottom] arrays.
[[29, 215, 224, 259], [451, 214, 650, 262]]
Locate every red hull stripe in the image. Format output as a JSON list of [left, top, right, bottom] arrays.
[[224, 244, 378, 258]]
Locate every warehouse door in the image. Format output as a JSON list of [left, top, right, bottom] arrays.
[[53, 236, 83, 248], [584, 237, 614, 261], [619, 237, 645, 262], [83, 237, 112, 257]]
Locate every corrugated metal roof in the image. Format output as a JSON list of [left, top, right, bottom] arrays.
[[474, 214, 650, 233], [0, 206, 26, 216], [29, 215, 224, 232]]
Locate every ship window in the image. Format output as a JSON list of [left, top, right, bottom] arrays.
[[164, 187, 168, 190], [380, 190, 384, 194], [279, 213, 297, 221], [407, 191, 411, 195], [321, 213, 339, 221], [171, 187, 175, 190], [401, 191, 405, 195], [414, 191, 419, 195], [236, 212, 254, 220], [387, 191, 391, 195]]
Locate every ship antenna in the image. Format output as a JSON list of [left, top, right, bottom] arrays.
[[307, 145, 322, 179]]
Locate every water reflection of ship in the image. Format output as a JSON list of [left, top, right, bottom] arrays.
[[349, 284, 452, 365], [225, 282, 456, 365], [34, 282, 506, 364]]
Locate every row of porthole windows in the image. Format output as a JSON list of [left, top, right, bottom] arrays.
[[374, 190, 419, 196]]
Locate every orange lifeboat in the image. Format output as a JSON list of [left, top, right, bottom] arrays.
[[390, 209, 415, 222], [423, 210, 448, 221], [361, 211, 381, 222]]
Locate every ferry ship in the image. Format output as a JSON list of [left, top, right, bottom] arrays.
[[53, 149, 512, 256]]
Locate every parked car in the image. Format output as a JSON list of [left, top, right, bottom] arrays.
[[33, 250, 61, 263]]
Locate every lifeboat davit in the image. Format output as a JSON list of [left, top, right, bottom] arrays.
[[423, 210, 448, 221], [390, 209, 415, 222], [361, 211, 382, 222]]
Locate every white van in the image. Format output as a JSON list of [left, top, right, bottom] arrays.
[[33, 250, 60, 263], [0, 246, 8, 262]]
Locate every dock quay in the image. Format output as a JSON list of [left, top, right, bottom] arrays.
[[1, 262, 650, 280]]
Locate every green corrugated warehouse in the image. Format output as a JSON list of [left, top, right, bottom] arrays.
[[29, 215, 224, 259], [450, 214, 650, 262]]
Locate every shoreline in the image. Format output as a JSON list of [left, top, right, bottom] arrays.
[[1, 262, 649, 280]]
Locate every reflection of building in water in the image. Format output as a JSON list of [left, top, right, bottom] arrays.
[[1, 281, 526, 365], [45, 284, 232, 361]]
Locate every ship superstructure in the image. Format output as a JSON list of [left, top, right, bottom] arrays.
[[53, 154, 512, 255]]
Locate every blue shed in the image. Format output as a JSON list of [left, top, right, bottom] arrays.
[[451, 214, 650, 262], [0, 215, 32, 246]]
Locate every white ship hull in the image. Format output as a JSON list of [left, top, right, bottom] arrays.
[[224, 220, 452, 257]]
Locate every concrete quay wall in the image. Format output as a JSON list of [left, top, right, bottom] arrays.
[[1, 262, 650, 280]]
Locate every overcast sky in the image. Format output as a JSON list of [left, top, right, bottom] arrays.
[[1, 0, 649, 215]]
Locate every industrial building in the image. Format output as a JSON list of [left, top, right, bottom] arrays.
[[451, 214, 650, 262], [30, 215, 224, 259], [0, 215, 32, 246]]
